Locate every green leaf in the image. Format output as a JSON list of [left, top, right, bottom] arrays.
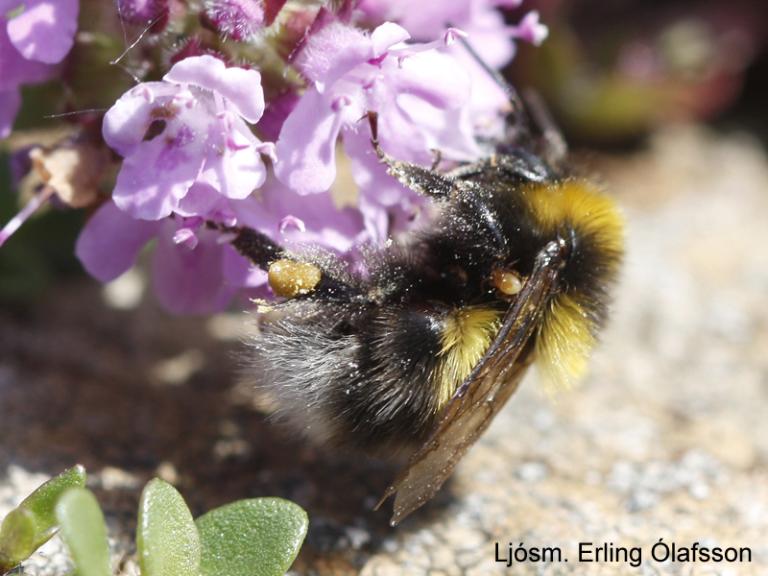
[[55, 489, 111, 576], [19, 465, 86, 546], [0, 508, 36, 573], [0, 465, 87, 574], [196, 498, 308, 576], [137, 479, 200, 576]]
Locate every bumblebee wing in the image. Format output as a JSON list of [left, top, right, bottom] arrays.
[[377, 239, 568, 526]]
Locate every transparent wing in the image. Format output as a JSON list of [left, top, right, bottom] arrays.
[[377, 239, 568, 526]]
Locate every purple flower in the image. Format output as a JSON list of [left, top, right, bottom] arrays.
[[103, 55, 275, 221], [3, 0, 79, 64], [76, 175, 371, 313], [274, 21, 479, 196], [357, 1, 548, 138], [75, 198, 260, 314], [358, 1, 546, 66], [273, 21, 494, 242], [359, 1, 506, 60], [204, 0, 264, 41], [0, 17, 50, 100]]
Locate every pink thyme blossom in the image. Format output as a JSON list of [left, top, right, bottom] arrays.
[[274, 21, 479, 197], [358, 0, 546, 67], [103, 55, 275, 221], [75, 197, 260, 314], [204, 0, 264, 41], [76, 177, 371, 313], [358, 1, 548, 138]]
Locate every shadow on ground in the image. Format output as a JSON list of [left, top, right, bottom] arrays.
[[0, 282, 454, 573]]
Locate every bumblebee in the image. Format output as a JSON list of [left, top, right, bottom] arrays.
[[230, 81, 624, 525]]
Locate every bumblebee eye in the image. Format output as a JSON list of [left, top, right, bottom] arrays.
[[268, 259, 322, 298], [491, 268, 523, 296]]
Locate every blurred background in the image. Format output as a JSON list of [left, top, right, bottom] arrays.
[[2, 0, 768, 574]]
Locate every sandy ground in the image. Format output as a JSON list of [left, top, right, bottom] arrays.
[[1, 125, 767, 575]]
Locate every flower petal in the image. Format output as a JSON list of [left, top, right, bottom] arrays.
[[102, 82, 180, 157], [75, 201, 160, 282], [7, 0, 79, 64], [274, 88, 357, 194], [392, 49, 470, 111], [0, 18, 51, 90], [198, 114, 266, 199], [230, 181, 368, 254], [370, 22, 410, 57], [344, 128, 411, 205], [174, 182, 223, 218], [112, 123, 205, 220], [357, 193, 390, 245], [297, 22, 371, 86], [164, 55, 265, 123], [510, 11, 548, 46], [151, 225, 237, 314], [266, 183, 365, 252], [222, 243, 265, 287]]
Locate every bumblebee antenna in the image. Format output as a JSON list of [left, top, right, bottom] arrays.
[[455, 35, 526, 120], [455, 34, 567, 168]]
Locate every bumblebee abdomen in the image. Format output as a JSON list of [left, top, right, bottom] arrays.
[[520, 180, 625, 389], [249, 300, 445, 452], [249, 299, 505, 454]]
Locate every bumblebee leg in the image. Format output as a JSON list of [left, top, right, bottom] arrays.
[[213, 223, 358, 300], [223, 224, 283, 269], [367, 112, 455, 199]]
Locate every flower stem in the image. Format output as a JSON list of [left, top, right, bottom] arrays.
[[0, 186, 56, 248]]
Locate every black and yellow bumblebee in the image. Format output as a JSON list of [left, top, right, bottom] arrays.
[[229, 66, 624, 525]]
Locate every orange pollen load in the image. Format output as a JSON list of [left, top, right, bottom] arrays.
[[268, 259, 322, 298], [491, 268, 523, 296]]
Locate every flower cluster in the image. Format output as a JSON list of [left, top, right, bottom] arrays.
[[1, 0, 547, 314]]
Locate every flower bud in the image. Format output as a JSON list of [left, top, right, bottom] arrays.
[[204, 0, 264, 42], [116, 0, 169, 30]]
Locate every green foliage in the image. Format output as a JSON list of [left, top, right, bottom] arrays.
[[0, 467, 308, 576], [0, 465, 86, 574], [137, 479, 201, 576], [0, 509, 36, 572], [197, 499, 309, 576], [56, 489, 112, 576], [16, 465, 87, 538]]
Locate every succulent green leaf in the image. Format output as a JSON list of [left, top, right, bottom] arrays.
[[137, 479, 201, 576], [196, 498, 308, 576], [0, 465, 87, 574], [55, 489, 111, 576], [18, 465, 86, 546], [0, 508, 36, 573]]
